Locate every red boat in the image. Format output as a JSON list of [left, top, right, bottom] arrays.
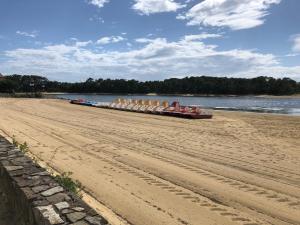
[[70, 99, 213, 119], [70, 99, 94, 106], [163, 101, 213, 119], [70, 99, 85, 104]]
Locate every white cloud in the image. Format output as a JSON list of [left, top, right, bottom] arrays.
[[133, 0, 185, 15], [176, 13, 186, 20], [285, 53, 299, 57], [96, 36, 126, 45], [236, 65, 300, 81], [183, 33, 222, 42], [89, 15, 105, 23], [75, 41, 93, 47], [68, 38, 93, 47], [183, 0, 281, 30], [136, 33, 221, 44], [291, 34, 300, 52], [4, 35, 297, 82], [87, 0, 109, 8], [16, 30, 38, 38], [135, 38, 158, 43]]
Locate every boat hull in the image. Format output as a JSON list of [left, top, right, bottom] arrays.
[[70, 100, 213, 119], [163, 111, 213, 119]]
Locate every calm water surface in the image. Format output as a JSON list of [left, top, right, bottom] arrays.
[[55, 94, 300, 116]]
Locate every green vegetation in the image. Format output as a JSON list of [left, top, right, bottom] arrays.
[[11, 135, 82, 197], [12, 136, 29, 153], [19, 142, 29, 154], [1, 74, 300, 95], [12, 135, 19, 147], [54, 172, 83, 197]]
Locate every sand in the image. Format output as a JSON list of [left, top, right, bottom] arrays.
[[0, 98, 299, 225]]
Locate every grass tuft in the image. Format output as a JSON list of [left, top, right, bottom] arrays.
[[11, 136, 83, 197], [19, 142, 29, 153], [12, 135, 19, 147], [12, 136, 29, 153], [54, 172, 83, 197]]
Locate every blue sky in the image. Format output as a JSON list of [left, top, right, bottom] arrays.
[[0, 0, 300, 81]]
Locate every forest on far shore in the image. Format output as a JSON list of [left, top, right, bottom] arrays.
[[0, 74, 300, 96]]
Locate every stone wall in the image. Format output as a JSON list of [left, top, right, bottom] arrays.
[[0, 185, 14, 225], [0, 136, 110, 225]]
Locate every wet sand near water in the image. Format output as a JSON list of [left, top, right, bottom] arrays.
[[0, 98, 299, 225]]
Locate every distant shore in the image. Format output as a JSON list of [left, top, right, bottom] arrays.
[[254, 94, 300, 99], [0, 92, 43, 98], [43, 92, 300, 99]]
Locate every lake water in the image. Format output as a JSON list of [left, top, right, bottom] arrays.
[[55, 94, 300, 116]]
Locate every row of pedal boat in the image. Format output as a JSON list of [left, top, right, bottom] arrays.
[[70, 98, 213, 119]]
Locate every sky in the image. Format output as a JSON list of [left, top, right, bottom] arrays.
[[0, 0, 300, 82]]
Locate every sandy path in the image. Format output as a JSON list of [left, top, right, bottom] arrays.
[[0, 98, 299, 225]]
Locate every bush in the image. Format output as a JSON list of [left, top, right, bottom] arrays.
[[12, 136, 19, 146], [19, 142, 29, 153], [12, 136, 29, 153], [54, 172, 83, 197]]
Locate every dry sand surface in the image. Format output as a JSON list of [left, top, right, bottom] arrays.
[[0, 98, 300, 225]]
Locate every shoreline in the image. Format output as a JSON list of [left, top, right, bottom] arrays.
[[43, 92, 300, 98], [57, 94, 300, 116], [3, 95, 300, 116]]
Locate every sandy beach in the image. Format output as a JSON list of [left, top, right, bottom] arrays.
[[0, 98, 299, 225]]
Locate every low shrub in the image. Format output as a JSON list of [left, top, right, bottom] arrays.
[[54, 172, 83, 197]]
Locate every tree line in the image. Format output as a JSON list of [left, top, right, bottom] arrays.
[[0, 74, 300, 95]]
